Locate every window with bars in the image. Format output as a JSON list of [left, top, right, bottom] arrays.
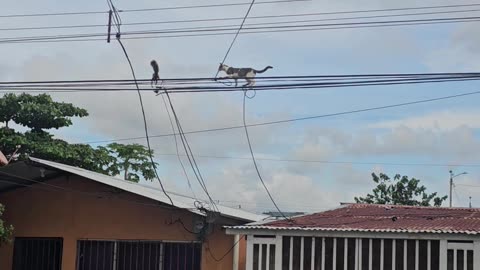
[[76, 240, 201, 270], [13, 237, 63, 270], [281, 236, 442, 270]]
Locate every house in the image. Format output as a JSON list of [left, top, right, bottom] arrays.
[[0, 157, 266, 270], [226, 203, 480, 270]]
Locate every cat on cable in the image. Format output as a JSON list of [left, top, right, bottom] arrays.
[[217, 63, 273, 87]]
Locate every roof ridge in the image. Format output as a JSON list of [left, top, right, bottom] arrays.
[[344, 203, 480, 211]]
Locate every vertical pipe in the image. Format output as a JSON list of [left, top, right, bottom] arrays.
[[344, 238, 348, 270], [380, 240, 384, 270], [311, 238, 316, 270], [276, 236, 284, 270], [333, 238, 337, 270], [300, 237, 305, 270], [246, 236, 254, 270], [453, 249, 457, 270], [233, 235, 240, 270], [113, 241, 118, 270], [392, 240, 396, 270], [321, 238, 325, 270], [403, 240, 407, 270], [289, 238, 294, 270], [259, 244, 264, 270], [427, 241, 431, 270], [267, 244, 271, 270], [369, 239, 373, 270], [415, 240, 419, 270]]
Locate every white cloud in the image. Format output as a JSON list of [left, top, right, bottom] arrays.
[[370, 110, 480, 130]]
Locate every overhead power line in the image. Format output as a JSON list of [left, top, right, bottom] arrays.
[[3, 74, 480, 94], [3, 8, 480, 32], [150, 153, 480, 168], [2, 15, 480, 44], [0, 0, 307, 18], [77, 89, 480, 144]]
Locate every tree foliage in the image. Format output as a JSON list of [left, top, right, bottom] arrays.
[[102, 143, 157, 182], [0, 93, 87, 130], [355, 173, 448, 206], [0, 93, 159, 242], [0, 205, 13, 244], [0, 93, 155, 178]]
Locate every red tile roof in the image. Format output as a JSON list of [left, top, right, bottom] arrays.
[[233, 204, 480, 234]]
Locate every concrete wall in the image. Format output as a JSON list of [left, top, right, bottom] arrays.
[[0, 175, 238, 270]]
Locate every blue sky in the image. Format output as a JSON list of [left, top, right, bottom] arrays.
[[2, 0, 480, 213]]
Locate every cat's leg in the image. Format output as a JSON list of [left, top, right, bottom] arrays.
[[244, 78, 254, 87]]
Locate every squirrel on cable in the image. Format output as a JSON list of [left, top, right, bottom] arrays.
[[150, 60, 161, 94]]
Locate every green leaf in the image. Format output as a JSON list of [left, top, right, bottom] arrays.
[[355, 173, 447, 206]]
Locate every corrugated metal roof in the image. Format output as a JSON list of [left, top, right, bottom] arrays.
[[28, 157, 265, 222], [227, 204, 480, 234]]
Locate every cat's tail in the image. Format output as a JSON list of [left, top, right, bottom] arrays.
[[255, 66, 273, 74]]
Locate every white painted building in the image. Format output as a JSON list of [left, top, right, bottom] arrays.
[[226, 203, 480, 270]]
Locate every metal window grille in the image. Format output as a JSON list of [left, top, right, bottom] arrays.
[[280, 237, 442, 270], [76, 240, 201, 270], [12, 237, 63, 270]]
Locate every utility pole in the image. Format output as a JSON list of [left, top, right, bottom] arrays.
[[449, 170, 468, 207], [450, 170, 453, 207]]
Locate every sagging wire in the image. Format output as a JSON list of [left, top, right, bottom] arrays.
[[108, 0, 174, 205], [163, 90, 220, 213], [206, 235, 246, 262], [242, 87, 292, 222], [160, 94, 197, 199]]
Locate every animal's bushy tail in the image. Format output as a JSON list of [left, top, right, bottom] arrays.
[[255, 66, 273, 73]]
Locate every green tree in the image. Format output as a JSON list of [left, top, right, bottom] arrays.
[[0, 93, 159, 242], [103, 143, 157, 182], [355, 173, 448, 206], [0, 205, 13, 243], [0, 93, 155, 178], [17, 93, 88, 130], [0, 94, 21, 128]]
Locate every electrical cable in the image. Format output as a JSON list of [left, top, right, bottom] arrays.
[[215, 0, 256, 78], [147, 152, 480, 168], [163, 90, 220, 212], [206, 235, 246, 262], [160, 93, 197, 199], [242, 89, 290, 220], [109, 2, 174, 205], [2, 17, 480, 44], [3, 8, 480, 32], [1, 72, 480, 84], [4, 76, 480, 92], [79, 89, 480, 144], [0, 0, 307, 18]]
